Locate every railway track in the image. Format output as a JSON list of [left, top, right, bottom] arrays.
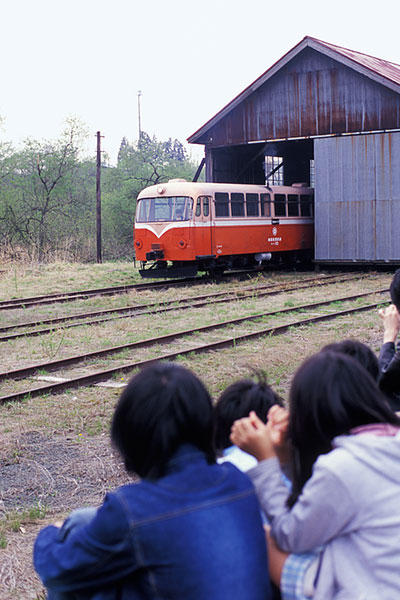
[[0, 275, 204, 310], [0, 269, 269, 311], [0, 288, 388, 404], [0, 269, 371, 311], [0, 273, 371, 342]]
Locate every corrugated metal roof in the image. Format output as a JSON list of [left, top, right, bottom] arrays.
[[314, 38, 400, 88], [188, 37, 400, 144]]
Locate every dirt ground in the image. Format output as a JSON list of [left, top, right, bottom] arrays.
[[0, 431, 131, 599]]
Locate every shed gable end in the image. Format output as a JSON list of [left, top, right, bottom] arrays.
[[196, 47, 400, 147]]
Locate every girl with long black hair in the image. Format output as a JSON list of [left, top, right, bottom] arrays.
[[231, 349, 400, 599]]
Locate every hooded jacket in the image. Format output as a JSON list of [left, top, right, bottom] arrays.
[[248, 429, 400, 600]]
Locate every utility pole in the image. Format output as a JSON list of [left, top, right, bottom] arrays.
[[137, 90, 142, 140], [96, 131, 104, 263]]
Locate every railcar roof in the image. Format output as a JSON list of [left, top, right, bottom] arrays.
[[137, 181, 313, 198]]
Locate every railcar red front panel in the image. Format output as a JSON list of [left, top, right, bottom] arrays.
[[135, 222, 196, 261]]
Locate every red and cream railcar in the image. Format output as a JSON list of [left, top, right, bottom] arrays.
[[134, 179, 314, 277]]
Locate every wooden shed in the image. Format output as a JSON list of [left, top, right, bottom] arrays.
[[188, 37, 400, 263]]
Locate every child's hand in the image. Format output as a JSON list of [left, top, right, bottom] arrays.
[[230, 411, 275, 461], [379, 304, 400, 343], [266, 405, 290, 464]]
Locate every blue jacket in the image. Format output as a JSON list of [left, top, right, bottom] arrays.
[[34, 445, 271, 599]]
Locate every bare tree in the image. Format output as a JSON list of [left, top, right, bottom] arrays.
[[1, 118, 89, 261]]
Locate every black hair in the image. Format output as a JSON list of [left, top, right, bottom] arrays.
[[321, 339, 379, 381], [390, 268, 400, 311], [287, 351, 400, 507], [111, 362, 215, 479], [213, 371, 283, 453]]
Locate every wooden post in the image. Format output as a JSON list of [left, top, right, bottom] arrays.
[[193, 157, 205, 182], [137, 91, 142, 140], [96, 131, 102, 263]]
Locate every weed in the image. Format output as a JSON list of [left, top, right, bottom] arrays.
[[284, 299, 295, 307], [330, 300, 344, 308], [86, 418, 106, 436], [11, 269, 20, 297], [40, 329, 66, 359], [37, 368, 49, 376], [0, 503, 48, 543]]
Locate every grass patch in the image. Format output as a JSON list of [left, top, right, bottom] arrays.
[[0, 503, 48, 547]]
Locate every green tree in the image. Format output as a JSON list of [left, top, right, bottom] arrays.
[[0, 118, 90, 261]]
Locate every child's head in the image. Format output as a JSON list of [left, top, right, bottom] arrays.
[[213, 372, 283, 453], [287, 350, 400, 506], [390, 268, 400, 312], [111, 362, 215, 479], [321, 339, 379, 381]]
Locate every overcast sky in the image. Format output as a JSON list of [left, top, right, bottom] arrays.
[[1, 0, 399, 164]]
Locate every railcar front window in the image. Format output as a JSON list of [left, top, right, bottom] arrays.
[[136, 197, 193, 222]]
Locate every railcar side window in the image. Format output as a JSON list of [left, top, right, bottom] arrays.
[[246, 193, 259, 217], [300, 195, 313, 217], [288, 194, 299, 217], [197, 196, 210, 217], [215, 192, 229, 217], [274, 194, 286, 217], [231, 193, 244, 217], [260, 193, 271, 217]]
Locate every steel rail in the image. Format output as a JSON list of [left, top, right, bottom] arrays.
[[0, 274, 369, 342], [0, 293, 388, 403], [0, 276, 205, 310]]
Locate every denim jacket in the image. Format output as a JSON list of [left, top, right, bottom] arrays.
[[34, 445, 271, 599]]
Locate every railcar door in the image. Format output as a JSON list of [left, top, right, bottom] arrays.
[[194, 195, 213, 260]]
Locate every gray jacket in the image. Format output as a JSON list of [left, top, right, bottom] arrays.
[[248, 431, 400, 600]]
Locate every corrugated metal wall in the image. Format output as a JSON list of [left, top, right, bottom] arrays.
[[315, 132, 400, 262]]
